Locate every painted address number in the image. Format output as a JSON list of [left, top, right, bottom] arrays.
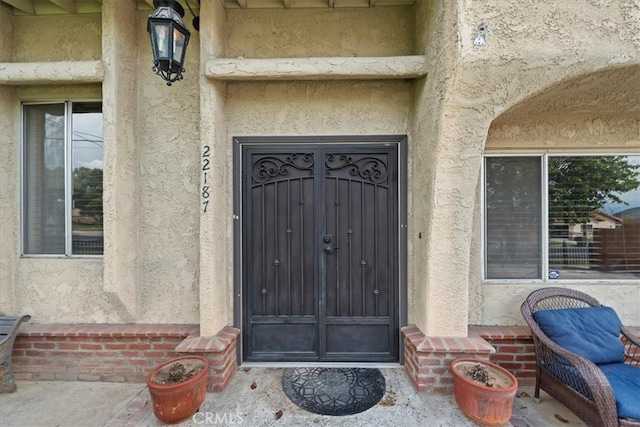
[[202, 145, 210, 213]]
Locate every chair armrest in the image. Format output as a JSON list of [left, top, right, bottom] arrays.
[[621, 326, 640, 366]]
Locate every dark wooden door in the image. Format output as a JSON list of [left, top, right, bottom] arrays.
[[242, 144, 398, 362]]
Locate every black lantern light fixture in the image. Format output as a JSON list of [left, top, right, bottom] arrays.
[[147, 0, 191, 86]]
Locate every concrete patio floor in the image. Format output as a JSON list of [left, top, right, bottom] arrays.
[[0, 367, 587, 427]]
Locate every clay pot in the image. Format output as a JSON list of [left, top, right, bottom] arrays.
[[146, 355, 209, 424], [450, 358, 518, 426]]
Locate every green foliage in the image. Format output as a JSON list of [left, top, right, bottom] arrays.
[[548, 156, 640, 224], [73, 167, 103, 224]]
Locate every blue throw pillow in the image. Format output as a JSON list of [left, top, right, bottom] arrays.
[[533, 306, 624, 365]]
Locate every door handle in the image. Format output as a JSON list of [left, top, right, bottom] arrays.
[[323, 234, 335, 253]]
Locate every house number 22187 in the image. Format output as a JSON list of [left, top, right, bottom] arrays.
[[202, 145, 210, 213]]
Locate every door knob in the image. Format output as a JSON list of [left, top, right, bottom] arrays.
[[323, 234, 336, 253]]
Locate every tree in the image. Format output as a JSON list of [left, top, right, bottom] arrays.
[[548, 156, 640, 224], [73, 167, 103, 224]]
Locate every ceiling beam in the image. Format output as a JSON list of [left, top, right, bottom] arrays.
[[369, 0, 376, 6], [3, 0, 35, 14], [328, 0, 334, 7], [51, 0, 77, 13], [283, 0, 291, 9], [236, 0, 247, 8]]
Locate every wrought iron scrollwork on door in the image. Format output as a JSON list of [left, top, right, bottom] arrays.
[[252, 153, 314, 184], [325, 153, 388, 185]]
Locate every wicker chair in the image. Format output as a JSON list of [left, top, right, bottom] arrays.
[[521, 287, 640, 427]]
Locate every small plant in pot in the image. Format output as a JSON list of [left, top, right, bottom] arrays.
[[146, 355, 210, 424], [450, 358, 518, 426]]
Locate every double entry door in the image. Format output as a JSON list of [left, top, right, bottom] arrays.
[[242, 141, 400, 362]]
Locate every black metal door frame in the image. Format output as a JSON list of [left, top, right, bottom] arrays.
[[233, 136, 408, 364]]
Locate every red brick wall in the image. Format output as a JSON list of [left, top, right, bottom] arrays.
[[470, 326, 537, 387], [402, 325, 495, 393], [13, 323, 637, 394], [11, 324, 239, 392], [403, 325, 640, 393]]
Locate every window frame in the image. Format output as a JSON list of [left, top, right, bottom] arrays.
[[481, 152, 639, 283], [20, 99, 103, 258]]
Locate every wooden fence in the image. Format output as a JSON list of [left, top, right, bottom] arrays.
[[593, 224, 640, 272]]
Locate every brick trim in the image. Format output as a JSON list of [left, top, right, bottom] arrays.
[[16, 323, 636, 394], [402, 325, 541, 393], [12, 324, 240, 392], [470, 325, 537, 388], [402, 325, 495, 393], [470, 325, 640, 390]]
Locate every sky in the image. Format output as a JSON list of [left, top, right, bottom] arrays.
[[72, 112, 103, 170], [602, 155, 640, 215]]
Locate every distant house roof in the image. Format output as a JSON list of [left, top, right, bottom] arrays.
[[592, 210, 623, 224]]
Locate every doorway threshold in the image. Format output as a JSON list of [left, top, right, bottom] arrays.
[[239, 361, 402, 369]]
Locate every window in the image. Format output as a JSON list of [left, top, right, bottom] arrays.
[[484, 154, 640, 281], [22, 101, 103, 256]]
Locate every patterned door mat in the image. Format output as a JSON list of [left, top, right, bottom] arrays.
[[282, 367, 386, 416]]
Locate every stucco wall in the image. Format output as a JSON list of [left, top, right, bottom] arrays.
[[407, 0, 471, 336], [12, 14, 101, 62], [198, 0, 229, 337], [0, 9, 15, 311], [0, 7, 12, 62], [225, 80, 411, 136], [1, 0, 638, 332], [487, 115, 640, 151], [133, 9, 201, 323], [224, 7, 415, 58], [468, 111, 640, 326], [458, 0, 640, 326], [196, 5, 415, 333], [2, 5, 415, 325], [6, 85, 115, 322], [0, 7, 202, 324]]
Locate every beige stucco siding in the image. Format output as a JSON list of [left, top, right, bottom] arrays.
[[3, 85, 116, 324], [407, 0, 472, 336], [12, 14, 101, 62], [459, 0, 640, 327], [487, 115, 640, 151], [225, 80, 411, 136], [471, 111, 640, 326], [224, 7, 415, 58], [122, 11, 201, 323], [1, 0, 638, 333]]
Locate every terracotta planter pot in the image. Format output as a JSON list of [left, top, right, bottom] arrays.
[[146, 355, 210, 424], [450, 358, 518, 426]]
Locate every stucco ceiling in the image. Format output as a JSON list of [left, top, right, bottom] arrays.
[[495, 65, 640, 122], [0, 0, 414, 15]]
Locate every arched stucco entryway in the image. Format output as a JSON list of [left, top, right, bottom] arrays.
[[475, 64, 640, 326]]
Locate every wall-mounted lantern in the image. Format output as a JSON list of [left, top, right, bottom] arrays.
[[147, 0, 191, 86]]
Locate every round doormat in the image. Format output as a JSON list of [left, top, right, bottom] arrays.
[[282, 367, 386, 416]]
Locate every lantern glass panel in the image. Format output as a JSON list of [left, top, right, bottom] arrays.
[[152, 22, 171, 61], [173, 28, 187, 65]]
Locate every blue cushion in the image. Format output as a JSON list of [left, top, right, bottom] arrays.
[[533, 306, 624, 364], [599, 363, 640, 420]]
